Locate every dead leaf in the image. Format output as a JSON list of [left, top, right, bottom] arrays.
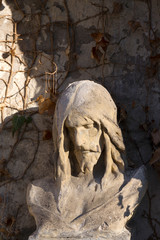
[[151, 129, 160, 146], [128, 20, 141, 32], [97, 37, 109, 52], [91, 31, 110, 63], [91, 47, 103, 63], [91, 32, 103, 43], [150, 147, 160, 165], [36, 95, 45, 104], [43, 130, 52, 140], [112, 2, 123, 14], [38, 98, 56, 115]]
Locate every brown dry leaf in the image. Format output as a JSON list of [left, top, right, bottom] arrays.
[[112, 2, 123, 14], [128, 20, 141, 32], [36, 95, 45, 104], [91, 47, 103, 63], [150, 147, 160, 165], [97, 37, 109, 52], [151, 129, 160, 146], [43, 130, 52, 140], [38, 98, 56, 115], [91, 32, 103, 43]]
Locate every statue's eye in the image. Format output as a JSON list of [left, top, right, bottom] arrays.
[[87, 123, 100, 137], [84, 124, 94, 129]]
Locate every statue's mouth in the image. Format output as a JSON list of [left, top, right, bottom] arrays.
[[75, 150, 99, 154]]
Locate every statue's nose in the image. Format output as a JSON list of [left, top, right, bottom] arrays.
[[74, 129, 85, 147]]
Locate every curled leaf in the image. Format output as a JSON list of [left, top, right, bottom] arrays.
[[36, 95, 45, 104], [91, 32, 103, 43], [91, 47, 103, 63], [97, 37, 109, 52], [91, 31, 110, 63], [38, 98, 56, 115]]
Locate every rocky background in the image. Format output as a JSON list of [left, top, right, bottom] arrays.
[[0, 0, 160, 239]]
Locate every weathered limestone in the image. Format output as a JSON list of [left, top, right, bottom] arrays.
[[27, 80, 147, 239]]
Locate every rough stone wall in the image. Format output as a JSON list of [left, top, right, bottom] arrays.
[[0, 0, 160, 239]]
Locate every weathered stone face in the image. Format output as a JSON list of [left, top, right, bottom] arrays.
[[65, 113, 104, 174]]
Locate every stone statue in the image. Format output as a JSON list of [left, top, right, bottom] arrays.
[[27, 80, 147, 240]]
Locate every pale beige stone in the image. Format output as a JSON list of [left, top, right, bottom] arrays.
[[27, 80, 147, 239]]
